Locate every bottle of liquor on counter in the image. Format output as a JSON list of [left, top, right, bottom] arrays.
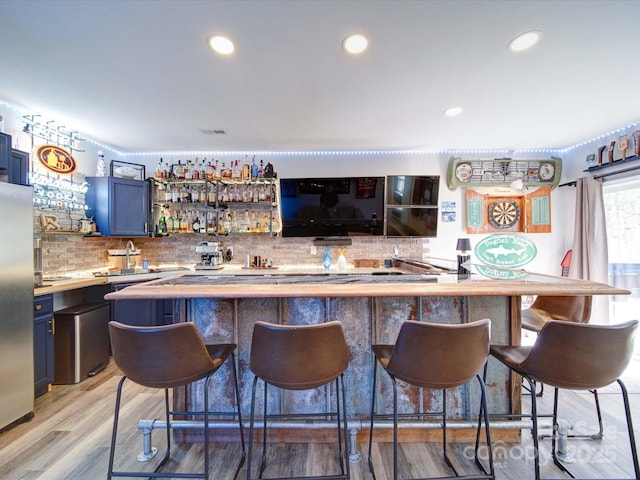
[[322, 247, 332, 272]]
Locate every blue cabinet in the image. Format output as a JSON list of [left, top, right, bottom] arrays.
[[10, 149, 30, 186], [110, 283, 174, 327], [86, 176, 150, 237], [34, 294, 54, 398]]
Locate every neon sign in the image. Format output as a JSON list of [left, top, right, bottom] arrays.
[[36, 144, 77, 174], [30, 172, 88, 210]]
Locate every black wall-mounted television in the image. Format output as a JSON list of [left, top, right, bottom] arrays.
[[385, 175, 440, 238], [280, 177, 385, 238]]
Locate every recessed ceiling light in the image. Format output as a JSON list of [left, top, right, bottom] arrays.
[[444, 106, 463, 117], [208, 35, 235, 55], [508, 30, 542, 52], [342, 33, 368, 54]]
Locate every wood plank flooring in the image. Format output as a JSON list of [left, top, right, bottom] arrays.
[[0, 360, 638, 480]]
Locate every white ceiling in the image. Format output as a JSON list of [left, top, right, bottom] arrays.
[[1, 0, 639, 155]]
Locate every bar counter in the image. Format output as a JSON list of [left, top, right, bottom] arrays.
[[105, 264, 628, 443]]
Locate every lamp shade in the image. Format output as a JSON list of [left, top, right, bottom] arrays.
[[456, 238, 471, 252]]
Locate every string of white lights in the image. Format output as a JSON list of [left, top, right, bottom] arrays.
[[4, 98, 639, 158]]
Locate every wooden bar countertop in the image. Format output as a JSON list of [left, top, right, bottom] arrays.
[[105, 268, 628, 300]]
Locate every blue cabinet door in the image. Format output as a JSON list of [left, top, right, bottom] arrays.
[[86, 176, 150, 237], [34, 295, 54, 398]]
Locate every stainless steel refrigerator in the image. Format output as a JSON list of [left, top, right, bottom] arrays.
[[0, 182, 34, 430]]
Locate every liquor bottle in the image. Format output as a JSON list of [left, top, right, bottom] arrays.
[[191, 158, 199, 180], [231, 211, 239, 233], [258, 160, 265, 178], [156, 158, 164, 179], [242, 184, 251, 203], [179, 212, 188, 233], [221, 162, 231, 178], [200, 158, 207, 180], [176, 161, 184, 179], [166, 211, 174, 233], [271, 214, 280, 233], [232, 159, 242, 179], [185, 160, 193, 180], [192, 213, 201, 233], [251, 155, 259, 179], [322, 247, 332, 272], [242, 155, 251, 180]]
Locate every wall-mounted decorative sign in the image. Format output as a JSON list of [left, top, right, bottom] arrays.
[[465, 185, 551, 234], [30, 171, 88, 211], [36, 144, 77, 174], [473, 234, 537, 279], [447, 157, 562, 190]]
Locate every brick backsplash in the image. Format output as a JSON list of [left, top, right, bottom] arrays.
[[39, 234, 428, 275]]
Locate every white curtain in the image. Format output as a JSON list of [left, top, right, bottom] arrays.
[[570, 176, 609, 323]]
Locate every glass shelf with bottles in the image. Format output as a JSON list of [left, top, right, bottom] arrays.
[[151, 158, 281, 236]]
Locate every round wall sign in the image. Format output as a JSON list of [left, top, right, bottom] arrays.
[[36, 144, 77, 174]]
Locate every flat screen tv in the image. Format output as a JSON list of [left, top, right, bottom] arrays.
[[385, 175, 439, 237], [280, 177, 385, 238]]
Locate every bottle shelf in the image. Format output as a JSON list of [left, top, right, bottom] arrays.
[[152, 175, 282, 238]]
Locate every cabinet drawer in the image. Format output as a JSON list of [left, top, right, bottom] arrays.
[[34, 294, 54, 315]]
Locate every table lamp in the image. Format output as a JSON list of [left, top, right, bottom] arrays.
[[456, 238, 471, 276]]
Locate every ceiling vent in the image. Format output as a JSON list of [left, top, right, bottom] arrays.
[[200, 129, 226, 135]]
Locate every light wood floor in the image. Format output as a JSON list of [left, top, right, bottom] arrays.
[[0, 360, 638, 480]]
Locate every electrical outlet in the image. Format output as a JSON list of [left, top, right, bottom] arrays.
[[311, 245, 317, 255]]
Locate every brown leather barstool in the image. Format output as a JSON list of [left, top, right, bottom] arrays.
[[490, 319, 639, 480], [521, 295, 605, 439], [522, 295, 592, 332], [107, 321, 245, 480], [368, 319, 494, 480], [246, 320, 350, 480]]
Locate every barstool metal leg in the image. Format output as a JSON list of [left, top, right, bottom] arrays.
[[230, 352, 246, 479], [368, 358, 378, 479], [617, 379, 640, 480], [246, 375, 259, 480]]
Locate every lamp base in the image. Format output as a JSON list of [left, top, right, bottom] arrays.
[[457, 254, 470, 276]]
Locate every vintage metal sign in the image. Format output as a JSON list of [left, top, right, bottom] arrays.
[[36, 144, 77, 174], [474, 234, 537, 279]]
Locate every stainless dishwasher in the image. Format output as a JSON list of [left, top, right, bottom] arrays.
[[53, 302, 110, 384]]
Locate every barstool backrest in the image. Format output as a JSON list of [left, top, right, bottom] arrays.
[[250, 321, 349, 390], [386, 318, 491, 389], [108, 321, 219, 389], [521, 319, 638, 390], [529, 295, 592, 324]]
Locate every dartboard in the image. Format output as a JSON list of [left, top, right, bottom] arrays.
[[488, 199, 521, 229]]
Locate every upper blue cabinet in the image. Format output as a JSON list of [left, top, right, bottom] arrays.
[[86, 176, 150, 237]]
